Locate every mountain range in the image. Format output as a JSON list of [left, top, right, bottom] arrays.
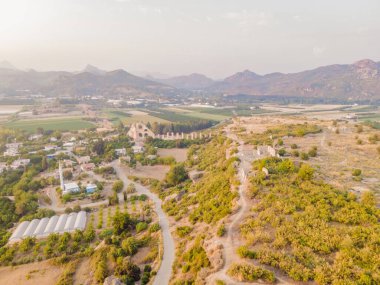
[[152, 59, 380, 102], [0, 59, 379, 102], [0, 65, 173, 98]]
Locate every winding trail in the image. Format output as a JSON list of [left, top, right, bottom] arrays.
[[111, 160, 175, 285], [207, 126, 290, 284], [206, 127, 254, 284]]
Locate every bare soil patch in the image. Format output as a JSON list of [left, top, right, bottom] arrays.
[[158, 148, 188, 162], [125, 163, 170, 180], [0, 260, 62, 285]]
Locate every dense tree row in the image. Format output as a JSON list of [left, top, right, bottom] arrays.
[[146, 120, 216, 135]]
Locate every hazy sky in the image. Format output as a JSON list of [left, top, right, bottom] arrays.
[[0, 0, 379, 78]]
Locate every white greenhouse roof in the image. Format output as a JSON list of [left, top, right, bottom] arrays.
[[8, 211, 87, 243]]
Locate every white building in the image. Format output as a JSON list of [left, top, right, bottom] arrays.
[[59, 161, 80, 195], [4, 143, 22, 157], [29, 134, 43, 141], [62, 182, 80, 195], [132, 145, 145, 154], [115, 148, 127, 156], [44, 145, 58, 152]]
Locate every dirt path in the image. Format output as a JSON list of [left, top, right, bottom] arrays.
[[206, 126, 256, 284], [111, 160, 175, 285], [207, 125, 290, 285]]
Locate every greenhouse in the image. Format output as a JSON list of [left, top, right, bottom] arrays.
[[8, 211, 88, 243]]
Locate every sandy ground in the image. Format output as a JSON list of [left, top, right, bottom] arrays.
[[0, 260, 62, 285], [158, 148, 188, 162], [127, 110, 148, 115], [234, 115, 380, 201], [74, 258, 92, 285], [0, 105, 24, 114], [126, 163, 170, 180]]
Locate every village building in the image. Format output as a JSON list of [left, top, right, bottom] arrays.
[[85, 184, 97, 193], [62, 182, 80, 195], [63, 142, 75, 149], [59, 162, 80, 196], [44, 145, 58, 152], [4, 143, 22, 157], [115, 148, 127, 156], [132, 145, 145, 154], [29, 134, 43, 141]]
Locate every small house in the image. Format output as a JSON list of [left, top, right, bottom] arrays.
[[62, 182, 80, 195], [85, 184, 97, 193]]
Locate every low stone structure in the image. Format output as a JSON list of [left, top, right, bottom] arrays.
[[127, 122, 213, 142]]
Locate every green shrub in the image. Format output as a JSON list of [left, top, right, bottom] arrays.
[[176, 226, 192, 238], [217, 224, 226, 237], [227, 263, 275, 283], [136, 222, 148, 233], [300, 152, 309, 160]]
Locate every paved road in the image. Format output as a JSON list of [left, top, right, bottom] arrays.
[[111, 160, 175, 285]]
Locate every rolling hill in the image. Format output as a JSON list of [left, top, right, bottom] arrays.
[[0, 66, 174, 97], [209, 59, 380, 102]]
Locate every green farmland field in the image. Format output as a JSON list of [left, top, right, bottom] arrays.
[[4, 117, 96, 132]]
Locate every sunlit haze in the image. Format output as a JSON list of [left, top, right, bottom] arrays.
[[0, 0, 379, 77]]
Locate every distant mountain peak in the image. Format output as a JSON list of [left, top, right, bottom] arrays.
[[224, 69, 261, 83], [0, 60, 17, 70], [352, 59, 379, 79], [82, 64, 106, 75], [150, 73, 215, 90], [353, 59, 377, 68]]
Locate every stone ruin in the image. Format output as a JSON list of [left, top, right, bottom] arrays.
[[127, 122, 212, 142]]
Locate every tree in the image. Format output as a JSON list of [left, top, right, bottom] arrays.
[[112, 180, 124, 193], [41, 156, 48, 171], [115, 259, 141, 281], [308, 146, 318, 157], [126, 183, 136, 193], [136, 222, 148, 233], [63, 170, 73, 180], [121, 237, 139, 255], [112, 212, 132, 234], [165, 163, 188, 186], [298, 164, 314, 180], [93, 140, 105, 155], [300, 152, 309, 160]]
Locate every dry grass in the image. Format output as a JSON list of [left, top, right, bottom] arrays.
[[0, 260, 62, 285]]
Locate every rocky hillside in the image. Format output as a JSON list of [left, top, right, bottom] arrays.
[[0, 67, 174, 97], [210, 59, 380, 102], [151, 73, 215, 90]]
